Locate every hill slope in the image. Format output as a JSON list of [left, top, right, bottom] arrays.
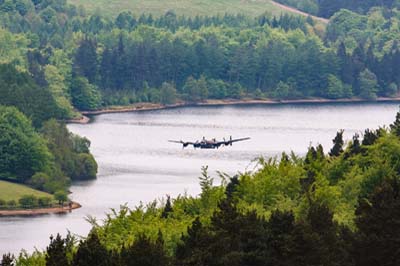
[[0, 180, 53, 202], [68, 0, 289, 17]]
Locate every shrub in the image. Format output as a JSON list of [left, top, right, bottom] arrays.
[[38, 197, 52, 207], [19, 195, 38, 208], [7, 200, 16, 207]]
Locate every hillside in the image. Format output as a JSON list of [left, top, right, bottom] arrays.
[[0, 180, 53, 202], [68, 0, 289, 17]]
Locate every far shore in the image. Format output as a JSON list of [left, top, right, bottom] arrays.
[[0, 202, 81, 217], [67, 97, 400, 124]]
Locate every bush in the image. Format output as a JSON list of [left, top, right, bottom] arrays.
[[0, 199, 6, 207], [38, 197, 52, 207], [19, 195, 38, 208], [29, 172, 51, 191], [54, 190, 68, 205], [7, 200, 16, 207]]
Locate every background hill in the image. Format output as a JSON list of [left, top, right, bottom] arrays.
[[68, 0, 288, 17]]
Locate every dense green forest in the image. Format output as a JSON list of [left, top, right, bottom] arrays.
[[1, 0, 400, 110], [3, 112, 400, 265]]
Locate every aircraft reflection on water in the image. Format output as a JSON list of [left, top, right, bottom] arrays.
[[168, 136, 250, 149]]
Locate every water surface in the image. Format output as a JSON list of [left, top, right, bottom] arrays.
[[0, 102, 398, 255]]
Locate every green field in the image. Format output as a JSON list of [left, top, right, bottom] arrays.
[[68, 0, 288, 17], [0, 180, 53, 202]]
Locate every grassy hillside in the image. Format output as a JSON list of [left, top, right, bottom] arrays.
[[0, 180, 53, 202], [68, 0, 288, 17]]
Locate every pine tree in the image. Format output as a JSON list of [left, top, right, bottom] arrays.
[[45, 234, 70, 266], [390, 110, 400, 136], [120, 233, 169, 266], [73, 229, 110, 266], [329, 130, 344, 157], [353, 178, 400, 266], [161, 195, 173, 218], [1, 253, 15, 266]]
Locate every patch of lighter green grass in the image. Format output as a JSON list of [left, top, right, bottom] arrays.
[[68, 0, 288, 17], [0, 180, 53, 202]]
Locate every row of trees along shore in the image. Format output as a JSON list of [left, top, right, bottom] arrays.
[[3, 111, 400, 266], [1, 0, 400, 113]]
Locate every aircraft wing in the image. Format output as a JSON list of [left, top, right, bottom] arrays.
[[217, 137, 251, 146], [168, 140, 195, 145], [230, 137, 251, 143]]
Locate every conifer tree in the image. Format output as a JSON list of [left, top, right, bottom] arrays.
[[390, 110, 400, 136], [73, 229, 110, 266], [45, 234, 70, 266], [353, 178, 400, 266], [329, 130, 344, 157], [161, 195, 173, 218], [120, 233, 169, 266], [1, 253, 14, 266]]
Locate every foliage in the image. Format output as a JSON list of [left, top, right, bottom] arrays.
[[71, 76, 101, 111], [45, 234, 70, 266], [41, 119, 97, 181], [0, 106, 53, 182], [0, 64, 65, 127], [1, 253, 15, 266], [54, 190, 68, 205]]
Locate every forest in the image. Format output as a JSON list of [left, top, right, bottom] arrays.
[[0, 0, 400, 109], [3, 111, 400, 265]]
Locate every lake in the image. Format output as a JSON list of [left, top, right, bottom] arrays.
[[0, 102, 399, 255]]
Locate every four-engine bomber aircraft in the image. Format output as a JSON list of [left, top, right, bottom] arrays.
[[169, 136, 250, 149]]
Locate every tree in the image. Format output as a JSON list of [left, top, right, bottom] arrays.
[[71, 77, 101, 111], [54, 190, 68, 206], [120, 233, 169, 266], [73, 230, 110, 266], [0, 64, 64, 127], [326, 74, 346, 99], [73, 38, 98, 83], [1, 253, 15, 266], [160, 82, 177, 105], [45, 234, 70, 266], [390, 110, 400, 137], [19, 195, 38, 208], [0, 106, 53, 182], [353, 179, 400, 266], [329, 130, 344, 157], [272, 81, 291, 99], [358, 69, 378, 100], [161, 195, 173, 218]]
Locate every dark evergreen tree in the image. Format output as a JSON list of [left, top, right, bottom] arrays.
[[390, 110, 400, 136], [349, 133, 362, 155], [0, 253, 14, 266], [161, 195, 173, 218], [353, 178, 400, 266], [120, 232, 169, 266], [45, 234, 70, 266], [225, 175, 240, 200], [362, 129, 379, 146], [329, 130, 344, 157], [72, 229, 110, 266], [73, 38, 98, 84]]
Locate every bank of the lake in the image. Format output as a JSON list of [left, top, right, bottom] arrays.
[[69, 97, 400, 124], [0, 202, 81, 217], [0, 180, 82, 217]]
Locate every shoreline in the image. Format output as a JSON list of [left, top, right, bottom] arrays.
[[68, 97, 400, 124], [0, 202, 81, 217]]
